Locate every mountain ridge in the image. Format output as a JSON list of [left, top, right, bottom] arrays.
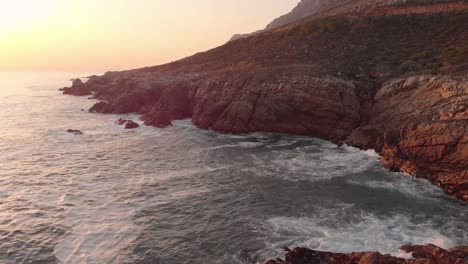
[[230, 0, 468, 41]]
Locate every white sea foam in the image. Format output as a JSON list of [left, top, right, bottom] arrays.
[[1, 73, 466, 264], [257, 143, 380, 182], [347, 172, 445, 199], [52, 166, 216, 264], [262, 211, 459, 260]]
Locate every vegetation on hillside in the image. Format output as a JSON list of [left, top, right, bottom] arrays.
[[140, 11, 467, 80]]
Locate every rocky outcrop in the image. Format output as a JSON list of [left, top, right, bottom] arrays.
[[61, 6, 468, 200], [265, 244, 468, 264], [191, 76, 361, 140], [345, 75, 468, 200], [61, 79, 93, 96], [124, 120, 139, 129], [115, 118, 140, 129]]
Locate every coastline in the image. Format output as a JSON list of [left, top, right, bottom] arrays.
[[59, 4, 467, 261]]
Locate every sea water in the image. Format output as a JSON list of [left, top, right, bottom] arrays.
[[0, 72, 466, 263]]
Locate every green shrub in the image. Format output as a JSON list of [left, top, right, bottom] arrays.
[[409, 50, 435, 61], [441, 47, 466, 64]]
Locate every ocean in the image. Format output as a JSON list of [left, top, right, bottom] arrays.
[[0, 72, 466, 263]]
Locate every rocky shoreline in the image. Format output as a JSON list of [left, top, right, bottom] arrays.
[[61, 73, 467, 201], [61, 3, 467, 201], [59, 1, 467, 262], [265, 244, 468, 264]]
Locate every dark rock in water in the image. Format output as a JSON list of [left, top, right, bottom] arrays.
[[89, 102, 113, 113], [115, 118, 140, 129], [124, 120, 139, 129], [265, 244, 468, 264], [116, 118, 128, 125], [141, 110, 174, 128], [66, 129, 83, 135], [61, 78, 93, 96]]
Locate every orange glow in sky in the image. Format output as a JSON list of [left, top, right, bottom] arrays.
[[0, 0, 298, 72]]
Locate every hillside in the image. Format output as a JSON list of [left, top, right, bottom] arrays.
[[61, 1, 468, 200], [230, 0, 330, 41], [230, 0, 468, 40]]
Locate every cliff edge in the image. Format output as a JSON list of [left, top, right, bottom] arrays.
[[61, 2, 468, 200]]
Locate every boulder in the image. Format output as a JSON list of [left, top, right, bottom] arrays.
[[115, 118, 140, 129], [66, 129, 83, 135], [124, 120, 139, 129]]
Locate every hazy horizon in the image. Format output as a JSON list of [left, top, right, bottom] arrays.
[[0, 0, 299, 72]]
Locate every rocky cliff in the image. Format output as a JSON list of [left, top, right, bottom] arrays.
[[62, 2, 468, 200]]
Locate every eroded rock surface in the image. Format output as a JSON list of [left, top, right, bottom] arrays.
[[346, 75, 468, 200], [265, 244, 468, 264]]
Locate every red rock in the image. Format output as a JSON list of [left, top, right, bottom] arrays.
[[89, 102, 113, 113], [116, 118, 128, 125], [266, 244, 467, 264], [450, 246, 468, 259], [124, 120, 139, 129], [401, 244, 466, 264], [115, 118, 140, 129]]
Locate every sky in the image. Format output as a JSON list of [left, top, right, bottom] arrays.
[[0, 0, 299, 72]]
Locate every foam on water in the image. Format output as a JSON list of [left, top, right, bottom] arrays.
[[0, 73, 466, 264], [347, 175, 446, 200], [246, 141, 381, 182], [257, 205, 465, 261]]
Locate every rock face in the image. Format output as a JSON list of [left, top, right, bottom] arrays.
[[60, 3, 468, 200], [345, 75, 468, 200], [265, 244, 468, 264], [191, 76, 361, 140]]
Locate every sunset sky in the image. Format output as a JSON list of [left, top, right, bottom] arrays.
[[0, 0, 298, 72]]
